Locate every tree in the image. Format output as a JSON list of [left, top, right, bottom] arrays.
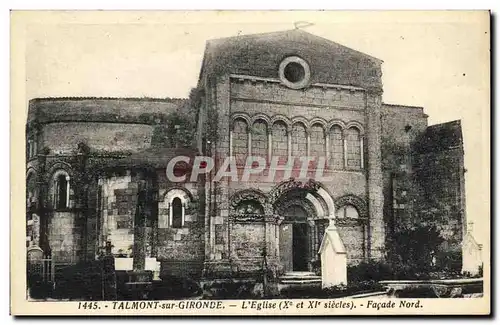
[[388, 224, 444, 276]]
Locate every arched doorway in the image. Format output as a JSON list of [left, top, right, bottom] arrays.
[[282, 205, 309, 271], [275, 191, 318, 272], [270, 179, 335, 273]]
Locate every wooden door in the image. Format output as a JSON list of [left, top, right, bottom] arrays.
[[292, 223, 309, 271], [280, 223, 293, 272]]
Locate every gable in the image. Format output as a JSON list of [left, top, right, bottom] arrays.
[[319, 227, 347, 254], [199, 29, 383, 92]]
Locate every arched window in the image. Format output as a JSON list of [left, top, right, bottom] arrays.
[[236, 200, 264, 215], [251, 119, 268, 160], [310, 123, 326, 158], [159, 188, 192, 229], [272, 121, 288, 163], [346, 127, 362, 169], [232, 118, 249, 165], [171, 197, 183, 228], [291, 122, 307, 158], [329, 125, 344, 169], [26, 171, 37, 208], [26, 134, 38, 160], [335, 204, 360, 219], [51, 170, 70, 209]]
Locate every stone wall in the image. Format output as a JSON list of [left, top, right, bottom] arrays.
[[415, 148, 465, 253], [381, 104, 428, 146], [230, 78, 366, 121], [42, 122, 153, 155], [337, 224, 365, 264], [231, 78, 366, 111], [226, 172, 366, 199], [365, 93, 384, 260], [48, 211, 82, 262], [201, 75, 373, 275], [42, 157, 81, 262], [26, 97, 185, 265], [230, 223, 266, 273], [100, 173, 137, 256], [380, 104, 429, 249], [155, 171, 205, 278], [27, 98, 184, 125]]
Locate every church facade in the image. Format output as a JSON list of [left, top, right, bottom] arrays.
[[26, 30, 467, 283]]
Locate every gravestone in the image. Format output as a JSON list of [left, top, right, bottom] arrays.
[[26, 245, 46, 298], [462, 223, 483, 276], [102, 241, 117, 300], [32, 214, 40, 246], [318, 219, 347, 288], [27, 245, 44, 280], [27, 245, 44, 261]]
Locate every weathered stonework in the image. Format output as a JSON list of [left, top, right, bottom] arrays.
[[25, 29, 466, 285]]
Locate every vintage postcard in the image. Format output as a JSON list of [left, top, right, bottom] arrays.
[[10, 10, 490, 316]]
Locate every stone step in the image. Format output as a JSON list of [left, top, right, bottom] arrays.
[[280, 278, 322, 285], [280, 273, 320, 280], [282, 271, 316, 277], [280, 275, 321, 279], [279, 272, 321, 284]]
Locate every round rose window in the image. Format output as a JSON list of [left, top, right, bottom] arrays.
[[279, 56, 311, 89]]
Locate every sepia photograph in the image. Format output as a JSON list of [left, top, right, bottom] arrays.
[[10, 10, 490, 315]]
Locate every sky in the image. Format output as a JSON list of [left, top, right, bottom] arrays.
[[18, 11, 490, 241]]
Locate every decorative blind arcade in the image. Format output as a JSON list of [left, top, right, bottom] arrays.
[[271, 121, 288, 163], [231, 118, 363, 170], [233, 118, 249, 165], [309, 124, 326, 158], [329, 125, 344, 169], [291, 122, 308, 158], [251, 120, 268, 159], [346, 127, 362, 169]]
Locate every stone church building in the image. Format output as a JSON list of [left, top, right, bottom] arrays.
[[26, 30, 467, 284]]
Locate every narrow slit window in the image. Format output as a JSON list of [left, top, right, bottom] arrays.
[[53, 172, 70, 209], [171, 197, 183, 228]]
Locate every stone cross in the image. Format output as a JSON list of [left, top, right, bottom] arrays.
[[328, 214, 336, 228], [468, 221, 474, 232]]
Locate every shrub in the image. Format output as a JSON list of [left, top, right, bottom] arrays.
[[53, 260, 105, 300], [28, 274, 54, 300], [280, 280, 384, 299], [346, 258, 464, 281], [348, 261, 393, 282], [324, 280, 385, 297], [311, 259, 321, 275], [202, 280, 258, 299], [149, 276, 202, 300], [394, 286, 437, 298]]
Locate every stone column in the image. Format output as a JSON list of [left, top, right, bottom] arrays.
[[132, 179, 147, 271], [268, 132, 272, 162], [343, 137, 348, 168], [306, 129, 311, 157], [36, 153, 51, 257], [264, 216, 279, 267], [287, 127, 292, 161], [325, 134, 330, 163], [365, 92, 385, 260], [308, 219, 316, 270], [203, 75, 233, 278]]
